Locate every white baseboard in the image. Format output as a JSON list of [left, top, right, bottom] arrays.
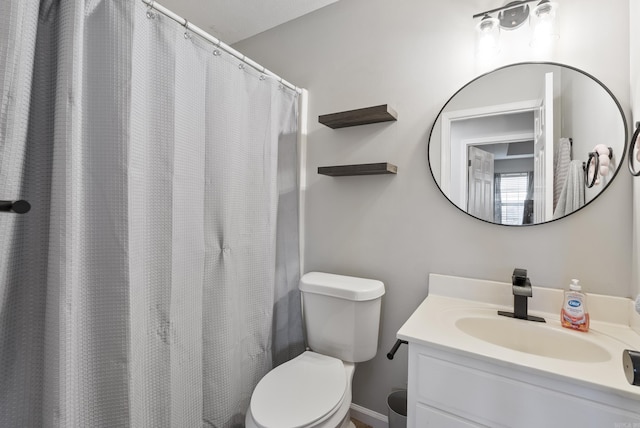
[[350, 403, 388, 428]]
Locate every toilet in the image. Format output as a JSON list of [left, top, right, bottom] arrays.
[[246, 272, 385, 428]]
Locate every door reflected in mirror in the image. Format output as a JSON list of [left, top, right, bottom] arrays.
[[429, 63, 627, 226], [468, 141, 535, 225]]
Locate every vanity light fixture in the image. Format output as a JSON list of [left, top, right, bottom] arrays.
[[474, 0, 558, 50]]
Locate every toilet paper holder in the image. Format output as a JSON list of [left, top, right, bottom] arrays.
[[387, 339, 407, 360]]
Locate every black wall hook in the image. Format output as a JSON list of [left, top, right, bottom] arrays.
[[0, 200, 31, 214]]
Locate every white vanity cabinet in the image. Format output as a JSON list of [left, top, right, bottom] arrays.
[[399, 274, 640, 428], [407, 342, 640, 427]]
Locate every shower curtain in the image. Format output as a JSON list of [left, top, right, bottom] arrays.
[[0, 1, 304, 427]]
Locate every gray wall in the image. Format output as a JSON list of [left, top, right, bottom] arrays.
[[495, 158, 534, 174], [630, 1, 640, 298], [236, 0, 632, 415], [560, 69, 626, 201]]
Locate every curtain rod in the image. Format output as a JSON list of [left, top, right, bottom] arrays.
[[141, 0, 301, 94]]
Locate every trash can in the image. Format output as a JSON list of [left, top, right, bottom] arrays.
[[387, 390, 407, 428]]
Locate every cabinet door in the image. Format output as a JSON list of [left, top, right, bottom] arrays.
[[416, 404, 482, 427], [414, 351, 640, 427]]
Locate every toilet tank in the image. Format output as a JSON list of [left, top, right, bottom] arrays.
[[299, 272, 385, 363]]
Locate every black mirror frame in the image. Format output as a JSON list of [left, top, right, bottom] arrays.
[[427, 61, 628, 227]]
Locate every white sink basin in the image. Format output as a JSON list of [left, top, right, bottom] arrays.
[[455, 316, 611, 362], [397, 275, 640, 400]]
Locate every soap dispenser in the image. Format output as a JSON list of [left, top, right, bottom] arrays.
[[561, 279, 589, 332]]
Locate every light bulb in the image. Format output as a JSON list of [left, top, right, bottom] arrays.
[[476, 15, 500, 56], [530, 1, 558, 46]]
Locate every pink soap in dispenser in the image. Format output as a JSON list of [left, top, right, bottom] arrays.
[[561, 279, 589, 332]]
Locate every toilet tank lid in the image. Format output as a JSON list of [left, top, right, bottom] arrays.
[[300, 272, 385, 301]]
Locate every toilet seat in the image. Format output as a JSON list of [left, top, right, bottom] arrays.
[[249, 351, 347, 428]]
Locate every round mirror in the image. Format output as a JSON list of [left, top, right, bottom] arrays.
[[428, 62, 627, 226]]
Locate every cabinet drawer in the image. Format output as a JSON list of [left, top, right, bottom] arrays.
[[416, 403, 482, 427]]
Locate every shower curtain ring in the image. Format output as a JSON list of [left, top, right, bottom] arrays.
[[183, 20, 192, 39], [213, 41, 222, 56], [146, 0, 156, 19]]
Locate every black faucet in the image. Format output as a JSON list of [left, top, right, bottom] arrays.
[[498, 268, 545, 323]]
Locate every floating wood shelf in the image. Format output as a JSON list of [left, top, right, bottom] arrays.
[[318, 104, 397, 129], [318, 162, 397, 177]]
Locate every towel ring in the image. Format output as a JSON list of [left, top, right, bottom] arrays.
[[629, 123, 640, 177], [584, 152, 598, 188], [606, 146, 613, 159]]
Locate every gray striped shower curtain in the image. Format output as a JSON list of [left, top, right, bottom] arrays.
[[0, 1, 304, 426]]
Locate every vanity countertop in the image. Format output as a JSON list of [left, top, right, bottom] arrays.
[[397, 274, 640, 401]]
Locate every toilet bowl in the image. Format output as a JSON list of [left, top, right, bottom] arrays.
[[245, 351, 355, 428], [246, 272, 385, 428]]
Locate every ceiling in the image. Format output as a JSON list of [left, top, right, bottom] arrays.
[[157, 0, 340, 45]]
